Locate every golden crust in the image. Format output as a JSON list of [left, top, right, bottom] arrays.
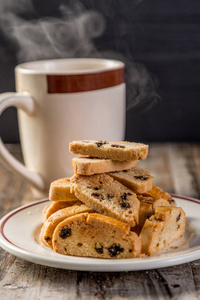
[[42, 200, 82, 223], [142, 186, 176, 206], [40, 204, 93, 248], [52, 212, 142, 258]]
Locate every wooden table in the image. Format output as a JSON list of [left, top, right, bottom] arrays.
[[0, 143, 200, 299]]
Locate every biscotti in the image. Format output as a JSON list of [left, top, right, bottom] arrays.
[[135, 195, 171, 233], [70, 173, 140, 227], [108, 167, 154, 194], [52, 212, 142, 258], [139, 206, 186, 256], [40, 204, 93, 248], [142, 185, 176, 206], [39, 139, 187, 259], [72, 156, 138, 175], [42, 200, 83, 223], [49, 177, 78, 201], [42, 204, 51, 223], [69, 140, 149, 161]]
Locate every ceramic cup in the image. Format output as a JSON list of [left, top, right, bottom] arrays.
[[0, 58, 126, 197]]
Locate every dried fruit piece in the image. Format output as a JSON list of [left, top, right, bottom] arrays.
[[121, 192, 132, 201], [95, 141, 108, 147], [95, 242, 104, 254], [176, 213, 181, 222], [134, 175, 149, 181], [108, 244, 124, 257], [120, 202, 131, 209], [107, 194, 114, 200], [59, 227, 71, 239], [111, 144, 125, 149], [91, 192, 104, 201]]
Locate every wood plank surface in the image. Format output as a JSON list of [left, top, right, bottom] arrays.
[[0, 143, 200, 300]]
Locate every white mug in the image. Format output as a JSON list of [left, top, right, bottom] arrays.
[[0, 58, 126, 197]]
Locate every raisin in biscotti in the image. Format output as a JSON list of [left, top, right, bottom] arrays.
[[52, 212, 141, 258], [70, 173, 140, 227], [40, 204, 93, 248], [42, 200, 83, 223], [72, 156, 138, 175], [108, 167, 154, 194], [49, 177, 78, 201], [139, 206, 186, 256], [141, 186, 176, 207], [69, 140, 148, 161]]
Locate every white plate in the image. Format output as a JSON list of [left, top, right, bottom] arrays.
[[0, 195, 200, 272]]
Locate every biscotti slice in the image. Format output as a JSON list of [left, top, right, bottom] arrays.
[[52, 212, 141, 258], [40, 204, 93, 248], [42, 200, 83, 223], [70, 173, 140, 227], [72, 156, 138, 175], [108, 167, 154, 194], [69, 140, 148, 161], [49, 177, 78, 201], [134, 195, 171, 233], [139, 206, 186, 256], [142, 185, 176, 207], [42, 204, 51, 223]]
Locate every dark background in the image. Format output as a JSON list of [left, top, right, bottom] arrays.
[[0, 0, 200, 143]]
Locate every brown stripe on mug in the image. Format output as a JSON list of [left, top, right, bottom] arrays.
[[47, 68, 124, 93]]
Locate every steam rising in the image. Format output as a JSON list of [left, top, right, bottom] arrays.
[[0, 0, 159, 110]]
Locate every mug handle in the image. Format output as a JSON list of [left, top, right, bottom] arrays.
[[0, 92, 45, 191]]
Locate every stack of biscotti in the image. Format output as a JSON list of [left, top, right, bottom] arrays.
[[40, 140, 186, 259]]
